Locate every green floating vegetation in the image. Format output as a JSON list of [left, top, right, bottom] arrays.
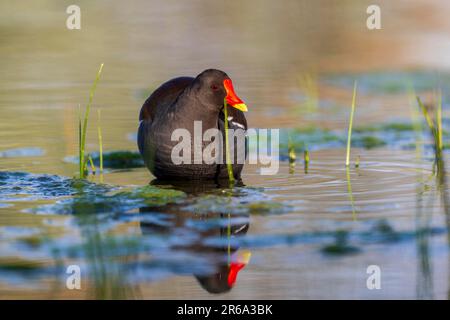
[[282, 120, 427, 158], [31, 184, 186, 215], [114, 185, 186, 206], [369, 220, 400, 243], [324, 70, 450, 94], [321, 231, 360, 256], [283, 127, 343, 151], [0, 257, 44, 272], [245, 202, 286, 215], [17, 235, 48, 248], [91, 151, 144, 169], [0, 171, 112, 202], [185, 194, 290, 216], [354, 122, 416, 133], [352, 135, 386, 149]]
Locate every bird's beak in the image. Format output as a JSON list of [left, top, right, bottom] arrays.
[[223, 79, 248, 112], [227, 250, 252, 287]]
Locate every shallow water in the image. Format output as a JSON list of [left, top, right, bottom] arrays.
[[1, 0, 450, 299]]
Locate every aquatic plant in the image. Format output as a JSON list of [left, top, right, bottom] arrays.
[[288, 134, 296, 174], [79, 63, 104, 179], [223, 100, 235, 184], [416, 96, 443, 164], [353, 122, 416, 133], [97, 109, 104, 176], [304, 149, 309, 174], [437, 90, 443, 152], [417, 94, 450, 246], [0, 257, 44, 272], [88, 155, 96, 175], [353, 135, 386, 149], [355, 155, 360, 168], [407, 85, 424, 161], [345, 81, 357, 166], [346, 167, 357, 220], [321, 230, 360, 256]]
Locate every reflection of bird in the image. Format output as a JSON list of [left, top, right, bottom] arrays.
[[138, 180, 251, 294], [195, 245, 251, 294], [138, 69, 248, 181]]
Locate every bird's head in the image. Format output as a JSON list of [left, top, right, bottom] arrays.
[[193, 69, 248, 112]]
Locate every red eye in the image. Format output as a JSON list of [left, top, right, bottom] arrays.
[[210, 84, 219, 91]]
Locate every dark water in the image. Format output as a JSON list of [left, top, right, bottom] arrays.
[[1, 0, 450, 299]]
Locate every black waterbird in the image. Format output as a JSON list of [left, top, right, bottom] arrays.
[[138, 69, 248, 180]]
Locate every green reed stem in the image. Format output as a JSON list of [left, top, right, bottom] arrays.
[[355, 155, 360, 168], [97, 109, 103, 175], [346, 166, 357, 220], [223, 100, 235, 184], [417, 95, 443, 174], [79, 63, 104, 178], [346, 81, 357, 167], [304, 149, 309, 174], [288, 135, 296, 164], [78, 104, 82, 177], [88, 155, 96, 175], [407, 85, 423, 163], [417, 97, 435, 136], [437, 90, 443, 151]]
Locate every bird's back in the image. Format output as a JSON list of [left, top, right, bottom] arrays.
[[139, 76, 194, 122]]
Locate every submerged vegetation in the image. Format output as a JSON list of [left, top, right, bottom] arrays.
[[321, 230, 360, 256]]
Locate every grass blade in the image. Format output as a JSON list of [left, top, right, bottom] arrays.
[[223, 100, 235, 184], [417, 97, 435, 135], [88, 154, 96, 175], [78, 104, 82, 178], [345, 81, 357, 166], [80, 63, 104, 178], [346, 166, 357, 220], [304, 149, 309, 174], [97, 109, 103, 175], [437, 89, 443, 151]]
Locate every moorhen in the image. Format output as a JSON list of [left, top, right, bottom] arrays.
[[138, 69, 248, 180]]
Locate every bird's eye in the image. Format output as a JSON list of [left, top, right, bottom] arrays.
[[210, 84, 219, 91]]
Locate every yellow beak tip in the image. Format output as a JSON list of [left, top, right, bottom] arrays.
[[232, 103, 248, 112]]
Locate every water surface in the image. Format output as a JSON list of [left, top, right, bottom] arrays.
[[1, 0, 450, 299]]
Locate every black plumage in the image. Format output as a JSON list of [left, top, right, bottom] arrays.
[[138, 69, 248, 180]]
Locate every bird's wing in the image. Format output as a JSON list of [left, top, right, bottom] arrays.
[[138, 76, 194, 155], [139, 76, 194, 122]]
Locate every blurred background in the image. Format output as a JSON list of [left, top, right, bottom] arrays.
[[1, 0, 450, 299], [1, 0, 450, 173]]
